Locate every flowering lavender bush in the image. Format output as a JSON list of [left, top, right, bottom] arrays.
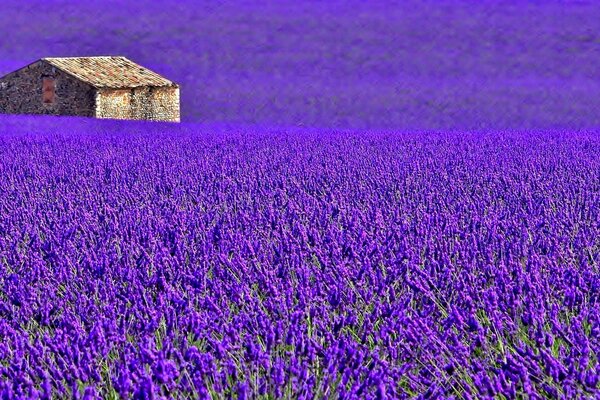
[[0, 116, 598, 398]]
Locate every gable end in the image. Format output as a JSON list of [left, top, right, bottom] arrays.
[[0, 60, 97, 117]]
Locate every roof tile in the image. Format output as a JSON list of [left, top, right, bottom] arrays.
[[42, 56, 177, 88]]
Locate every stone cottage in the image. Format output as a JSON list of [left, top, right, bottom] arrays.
[[0, 56, 180, 122]]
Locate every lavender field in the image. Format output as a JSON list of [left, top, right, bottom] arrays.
[[2, 0, 599, 129], [1, 1, 600, 399], [1, 118, 599, 398]]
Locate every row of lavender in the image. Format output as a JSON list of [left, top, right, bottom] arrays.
[[0, 120, 599, 398]]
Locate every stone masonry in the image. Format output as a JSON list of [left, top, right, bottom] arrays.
[[0, 60, 96, 117], [96, 86, 180, 122]]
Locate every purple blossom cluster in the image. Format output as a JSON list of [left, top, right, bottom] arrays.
[[0, 117, 598, 398]]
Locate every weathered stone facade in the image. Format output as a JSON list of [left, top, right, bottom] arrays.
[[96, 86, 180, 122], [0, 57, 180, 122], [0, 61, 96, 117]]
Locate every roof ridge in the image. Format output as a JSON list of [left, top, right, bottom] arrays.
[[42, 56, 126, 59]]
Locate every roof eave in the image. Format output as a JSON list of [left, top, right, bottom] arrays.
[[97, 83, 180, 90]]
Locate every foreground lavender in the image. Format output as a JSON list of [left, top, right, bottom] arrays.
[[0, 119, 598, 398]]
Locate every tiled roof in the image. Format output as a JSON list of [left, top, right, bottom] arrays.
[[42, 56, 177, 88]]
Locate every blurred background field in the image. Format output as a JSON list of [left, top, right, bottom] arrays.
[[1, 0, 599, 129]]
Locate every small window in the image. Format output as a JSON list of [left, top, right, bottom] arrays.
[[42, 77, 55, 104]]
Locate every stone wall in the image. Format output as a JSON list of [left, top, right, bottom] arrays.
[[96, 86, 180, 122], [0, 61, 96, 117], [95, 89, 132, 120]]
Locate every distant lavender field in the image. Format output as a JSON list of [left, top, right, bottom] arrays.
[[1, 1, 599, 399], [1, 0, 599, 129]]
